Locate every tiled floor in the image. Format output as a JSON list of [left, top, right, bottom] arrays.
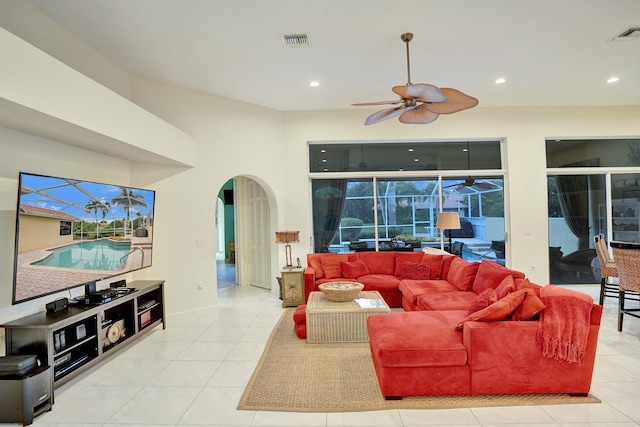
[[25, 278, 640, 427]]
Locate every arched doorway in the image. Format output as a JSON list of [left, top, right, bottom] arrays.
[[216, 176, 277, 292]]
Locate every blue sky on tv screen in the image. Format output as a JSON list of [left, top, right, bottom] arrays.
[[19, 173, 155, 222]]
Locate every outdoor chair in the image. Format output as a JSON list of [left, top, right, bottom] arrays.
[[609, 242, 640, 333], [594, 234, 619, 305], [451, 241, 464, 256]]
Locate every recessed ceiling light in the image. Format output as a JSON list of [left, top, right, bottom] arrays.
[[408, 148, 414, 152], [310, 81, 320, 87], [320, 149, 326, 153], [414, 158, 419, 162], [495, 78, 506, 84], [607, 77, 620, 83]]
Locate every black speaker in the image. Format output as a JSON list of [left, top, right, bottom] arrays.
[[46, 298, 68, 313]]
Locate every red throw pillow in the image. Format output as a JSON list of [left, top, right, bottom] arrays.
[[395, 253, 426, 276], [401, 262, 431, 280], [421, 254, 444, 279], [468, 289, 498, 314], [471, 260, 525, 295], [494, 275, 516, 299], [447, 257, 480, 291], [456, 289, 527, 330], [320, 254, 346, 279], [340, 259, 369, 279], [512, 279, 546, 321]]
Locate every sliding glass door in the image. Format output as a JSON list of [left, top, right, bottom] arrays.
[[546, 138, 640, 284]]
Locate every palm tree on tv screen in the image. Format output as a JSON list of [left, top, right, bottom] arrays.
[[111, 187, 147, 236]]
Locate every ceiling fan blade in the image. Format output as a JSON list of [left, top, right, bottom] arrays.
[[364, 106, 406, 125], [425, 88, 479, 114], [392, 84, 446, 103], [472, 181, 498, 190], [352, 100, 404, 106], [398, 106, 439, 124]]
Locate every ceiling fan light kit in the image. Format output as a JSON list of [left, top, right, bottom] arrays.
[[354, 33, 478, 125]]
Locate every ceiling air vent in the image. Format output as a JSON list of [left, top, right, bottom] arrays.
[[609, 26, 640, 41], [282, 33, 310, 48]]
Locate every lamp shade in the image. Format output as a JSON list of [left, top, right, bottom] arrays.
[[435, 212, 461, 230], [275, 231, 300, 244]]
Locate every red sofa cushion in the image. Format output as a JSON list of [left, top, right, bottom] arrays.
[[456, 289, 527, 330], [400, 262, 430, 280], [307, 254, 326, 279], [440, 255, 456, 279], [394, 252, 426, 276], [512, 279, 546, 321], [368, 310, 468, 368], [358, 274, 400, 292], [320, 253, 351, 279], [293, 304, 306, 323], [421, 254, 444, 279], [293, 305, 306, 339], [471, 260, 525, 295], [399, 279, 459, 306], [447, 258, 480, 291], [416, 291, 478, 311], [358, 252, 396, 275], [340, 259, 369, 279]]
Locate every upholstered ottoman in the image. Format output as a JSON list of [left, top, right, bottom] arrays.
[[293, 304, 306, 339], [367, 310, 470, 398]]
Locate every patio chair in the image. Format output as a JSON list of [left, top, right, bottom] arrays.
[[594, 234, 619, 305], [451, 241, 464, 256], [609, 242, 640, 332]]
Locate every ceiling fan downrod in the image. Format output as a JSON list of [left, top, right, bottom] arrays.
[[401, 32, 413, 85]]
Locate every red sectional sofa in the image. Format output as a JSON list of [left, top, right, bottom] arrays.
[[303, 251, 603, 398]]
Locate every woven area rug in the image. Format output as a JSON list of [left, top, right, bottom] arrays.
[[237, 309, 600, 412]]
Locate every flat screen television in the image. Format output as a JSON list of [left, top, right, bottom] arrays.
[[12, 172, 156, 304]]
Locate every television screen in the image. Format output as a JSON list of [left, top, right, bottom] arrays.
[[12, 172, 156, 304]]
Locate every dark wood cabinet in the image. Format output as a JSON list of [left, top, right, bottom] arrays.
[[1, 280, 165, 403]]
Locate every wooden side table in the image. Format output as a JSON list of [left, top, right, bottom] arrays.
[[281, 268, 305, 307]]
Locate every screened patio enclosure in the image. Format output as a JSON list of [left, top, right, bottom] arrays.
[[310, 140, 506, 261], [311, 177, 505, 261]]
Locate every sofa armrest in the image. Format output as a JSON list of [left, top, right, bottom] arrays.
[[462, 320, 600, 395], [304, 266, 317, 302]]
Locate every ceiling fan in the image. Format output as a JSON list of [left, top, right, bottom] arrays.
[[444, 142, 499, 193], [353, 33, 478, 125]]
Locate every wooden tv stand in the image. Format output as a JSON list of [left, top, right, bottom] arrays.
[[1, 280, 165, 403]]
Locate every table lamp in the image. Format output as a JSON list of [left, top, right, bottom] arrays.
[[276, 231, 300, 269], [436, 212, 461, 253]]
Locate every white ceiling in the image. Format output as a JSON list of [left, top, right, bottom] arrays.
[[27, 0, 640, 112]]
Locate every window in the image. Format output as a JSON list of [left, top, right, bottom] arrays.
[[310, 141, 505, 262]]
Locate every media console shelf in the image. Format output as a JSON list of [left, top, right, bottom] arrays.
[[1, 280, 165, 404]]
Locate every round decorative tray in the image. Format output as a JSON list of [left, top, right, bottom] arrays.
[[318, 282, 364, 302]]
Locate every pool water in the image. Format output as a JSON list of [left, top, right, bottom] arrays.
[[33, 239, 132, 271]]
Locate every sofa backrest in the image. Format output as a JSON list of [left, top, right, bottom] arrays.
[[357, 252, 397, 275]]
